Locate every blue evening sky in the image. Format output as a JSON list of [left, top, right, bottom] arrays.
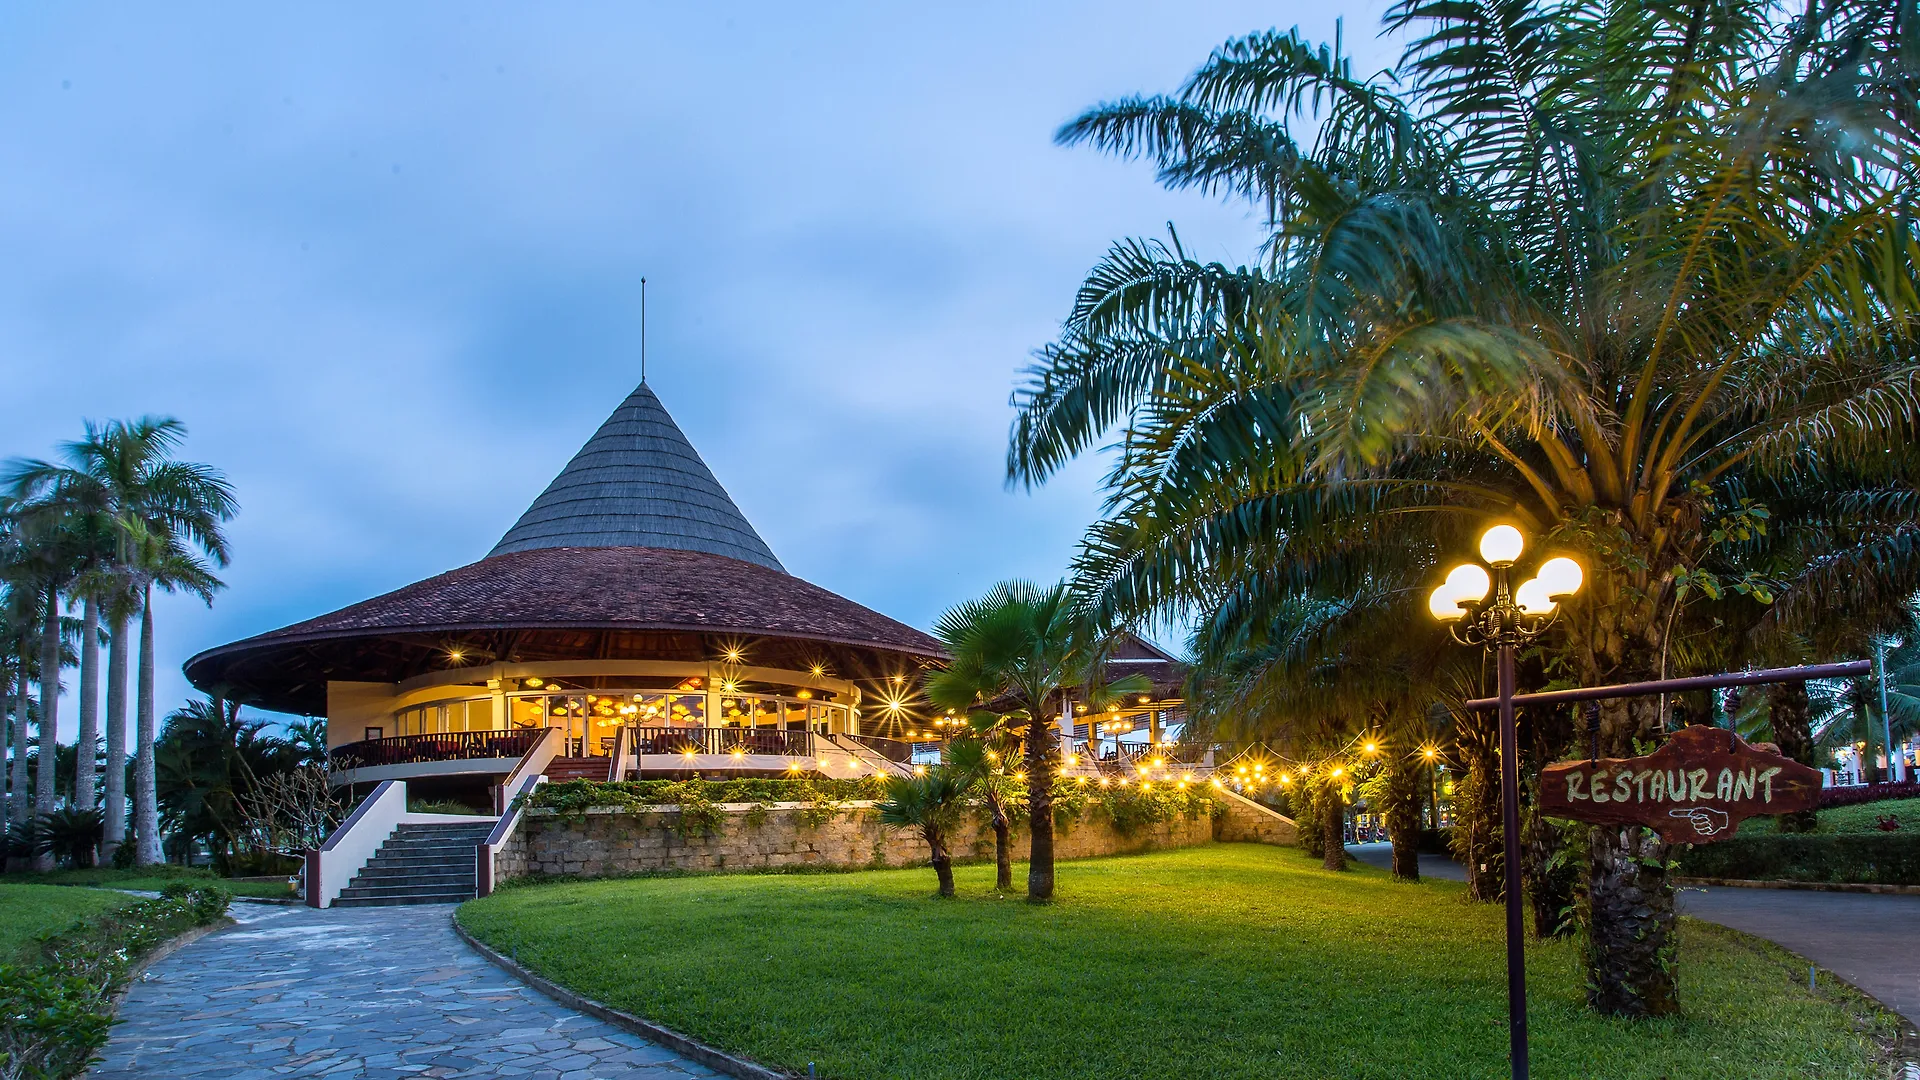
[[1, 3, 1397, 731]]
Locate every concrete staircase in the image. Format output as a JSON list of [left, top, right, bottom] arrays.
[[333, 821, 493, 907], [544, 756, 611, 782]]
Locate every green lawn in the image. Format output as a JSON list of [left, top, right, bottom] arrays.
[[1744, 797, 1920, 835], [0, 883, 134, 961], [9, 865, 294, 899], [457, 844, 1894, 1080]]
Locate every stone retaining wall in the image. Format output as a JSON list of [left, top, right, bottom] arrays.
[[492, 794, 1295, 881]]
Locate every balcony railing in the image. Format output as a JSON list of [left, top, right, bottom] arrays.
[[627, 726, 817, 758], [329, 730, 542, 771]]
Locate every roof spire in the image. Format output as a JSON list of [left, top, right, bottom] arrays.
[[488, 382, 784, 571], [640, 276, 647, 384]]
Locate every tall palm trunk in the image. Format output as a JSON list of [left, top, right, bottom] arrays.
[[1766, 680, 1818, 833], [986, 789, 1012, 891], [1384, 754, 1421, 881], [102, 610, 130, 857], [1583, 692, 1678, 1016], [74, 595, 100, 812], [133, 584, 160, 866], [1450, 713, 1502, 901], [1025, 705, 1057, 902], [1852, 690, 1878, 783], [34, 584, 60, 870], [7, 637, 28, 830], [924, 825, 955, 897], [1321, 774, 1345, 871]]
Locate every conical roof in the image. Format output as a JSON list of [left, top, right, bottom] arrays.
[[489, 382, 784, 571]]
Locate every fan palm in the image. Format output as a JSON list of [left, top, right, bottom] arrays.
[[924, 581, 1148, 901], [1014, 5, 1918, 1015], [876, 768, 970, 897]]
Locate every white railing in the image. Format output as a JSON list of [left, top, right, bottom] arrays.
[[477, 772, 546, 897], [305, 780, 409, 908], [493, 726, 563, 814]]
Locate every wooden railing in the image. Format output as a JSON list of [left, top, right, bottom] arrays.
[[626, 726, 817, 758], [329, 730, 542, 771]]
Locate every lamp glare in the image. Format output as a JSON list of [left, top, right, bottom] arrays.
[[1514, 577, 1558, 615], [1479, 524, 1525, 565], [1537, 556, 1584, 599]]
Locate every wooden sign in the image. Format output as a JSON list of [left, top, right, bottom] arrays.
[[1537, 725, 1822, 844]]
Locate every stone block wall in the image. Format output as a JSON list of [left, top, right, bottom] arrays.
[[1213, 790, 1299, 845], [497, 799, 1237, 881]]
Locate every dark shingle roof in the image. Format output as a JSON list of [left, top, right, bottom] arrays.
[[230, 546, 938, 654], [490, 382, 783, 571]]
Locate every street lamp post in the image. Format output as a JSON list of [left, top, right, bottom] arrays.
[[1428, 525, 1583, 1080]]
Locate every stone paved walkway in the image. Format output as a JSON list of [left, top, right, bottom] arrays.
[[90, 902, 720, 1079]]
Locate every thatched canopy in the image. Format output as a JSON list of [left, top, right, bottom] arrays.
[[185, 381, 942, 715]]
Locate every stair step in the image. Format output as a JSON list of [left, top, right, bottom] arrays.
[[332, 892, 472, 908], [339, 880, 474, 898], [353, 868, 476, 883]]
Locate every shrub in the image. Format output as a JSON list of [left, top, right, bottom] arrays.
[[0, 884, 231, 1078], [526, 777, 889, 815], [1677, 833, 1920, 886]]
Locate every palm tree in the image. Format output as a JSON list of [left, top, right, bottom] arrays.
[[8, 418, 238, 866], [876, 768, 970, 898], [1012, 7, 1918, 1015], [924, 582, 1147, 901], [944, 732, 1021, 891]]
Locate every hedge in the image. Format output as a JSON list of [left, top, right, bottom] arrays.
[[1677, 833, 1920, 886], [1819, 780, 1920, 809], [0, 882, 230, 1079]]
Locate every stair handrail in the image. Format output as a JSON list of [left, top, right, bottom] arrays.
[[607, 724, 631, 782], [477, 772, 547, 898], [493, 726, 564, 814], [305, 779, 408, 908]]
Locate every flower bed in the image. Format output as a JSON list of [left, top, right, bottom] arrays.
[[0, 882, 231, 1078]]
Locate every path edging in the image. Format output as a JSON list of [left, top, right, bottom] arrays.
[[107, 918, 232, 1011], [1675, 875, 1920, 896], [451, 915, 789, 1080]]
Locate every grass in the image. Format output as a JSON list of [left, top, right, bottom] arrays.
[[7, 865, 295, 899], [1744, 798, 1920, 835], [457, 844, 1895, 1080], [0, 883, 134, 961]]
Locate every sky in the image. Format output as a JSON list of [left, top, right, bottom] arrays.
[[0, 3, 1399, 732]]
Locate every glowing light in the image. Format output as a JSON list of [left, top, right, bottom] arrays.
[[1515, 577, 1557, 615], [1330, 766, 1344, 778], [1138, 695, 1151, 704], [1537, 556, 1584, 599], [1151, 758, 1163, 769], [1479, 524, 1525, 565], [810, 664, 825, 677], [1067, 755, 1079, 766], [1364, 742, 1378, 755], [525, 678, 544, 689], [914, 765, 928, 776], [797, 690, 812, 700], [1422, 746, 1438, 760], [1446, 563, 1493, 604], [448, 650, 464, 662], [682, 748, 697, 759]]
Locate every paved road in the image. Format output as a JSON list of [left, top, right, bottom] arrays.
[[91, 901, 719, 1080], [1348, 842, 1920, 1027]]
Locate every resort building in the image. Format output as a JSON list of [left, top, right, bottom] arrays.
[[184, 378, 1208, 905], [185, 381, 948, 808]]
